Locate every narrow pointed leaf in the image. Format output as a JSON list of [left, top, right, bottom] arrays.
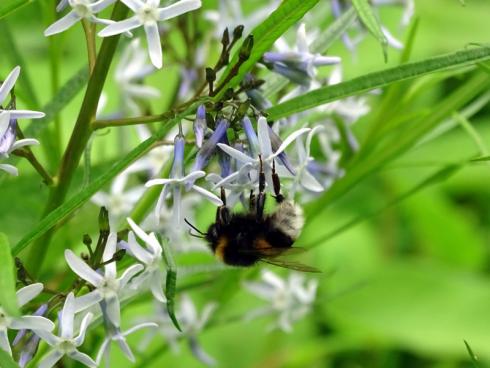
[[0, 0, 35, 19], [351, 0, 388, 61], [0, 233, 20, 316], [266, 47, 490, 120]]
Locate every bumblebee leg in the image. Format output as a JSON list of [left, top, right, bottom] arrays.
[[272, 159, 284, 203], [256, 155, 267, 220], [216, 187, 231, 225], [249, 190, 256, 213]]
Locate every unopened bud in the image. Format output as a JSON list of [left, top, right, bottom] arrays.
[[232, 25, 244, 40], [239, 35, 254, 61], [98, 207, 110, 232]]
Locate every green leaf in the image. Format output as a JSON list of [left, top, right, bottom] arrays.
[[0, 233, 19, 317], [0, 348, 20, 368], [266, 47, 490, 120], [0, 0, 34, 19], [351, 0, 388, 61], [25, 66, 89, 137], [215, 0, 320, 99], [165, 270, 181, 332], [158, 235, 181, 331], [464, 340, 481, 368]]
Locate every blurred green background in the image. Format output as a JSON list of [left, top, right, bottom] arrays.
[[2, 0, 490, 367]]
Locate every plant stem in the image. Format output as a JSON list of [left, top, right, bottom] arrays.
[[92, 112, 176, 130], [13, 149, 55, 186], [82, 19, 97, 73], [25, 2, 129, 275]]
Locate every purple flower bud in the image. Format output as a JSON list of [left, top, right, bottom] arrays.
[[171, 134, 186, 179], [0, 117, 16, 155], [18, 335, 41, 368], [241, 116, 259, 157], [271, 63, 310, 87], [218, 132, 231, 178], [193, 119, 229, 172], [193, 105, 207, 148]]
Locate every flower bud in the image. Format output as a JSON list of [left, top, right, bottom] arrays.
[[193, 105, 207, 148]]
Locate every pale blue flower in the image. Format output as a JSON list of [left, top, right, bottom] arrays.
[[34, 293, 96, 368]]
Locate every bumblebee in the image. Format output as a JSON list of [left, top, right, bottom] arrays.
[[186, 158, 320, 273]]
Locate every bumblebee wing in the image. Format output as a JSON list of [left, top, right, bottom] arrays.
[[237, 247, 307, 258], [260, 258, 321, 273]]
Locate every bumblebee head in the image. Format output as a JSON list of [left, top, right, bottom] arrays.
[[205, 223, 220, 251]]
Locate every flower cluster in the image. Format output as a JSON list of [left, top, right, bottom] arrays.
[[1, 0, 417, 365], [46, 0, 203, 68]]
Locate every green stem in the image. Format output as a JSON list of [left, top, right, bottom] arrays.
[[82, 19, 97, 73], [25, 3, 129, 274], [92, 112, 176, 130], [12, 149, 55, 186]]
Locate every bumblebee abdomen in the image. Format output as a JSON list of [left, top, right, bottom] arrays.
[[269, 201, 304, 240]]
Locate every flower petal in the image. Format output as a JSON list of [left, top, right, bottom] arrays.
[[0, 329, 12, 356], [10, 316, 54, 332], [38, 350, 64, 368], [10, 138, 40, 152], [144, 23, 163, 69], [271, 128, 310, 159], [150, 272, 166, 303], [60, 293, 76, 339], [103, 232, 118, 278], [217, 143, 254, 164], [119, 264, 144, 288], [257, 117, 273, 158], [98, 17, 141, 37], [191, 185, 223, 206], [145, 178, 179, 187], [0, 164, 18, 176], [158, 0, 202, 21], [74, 291, 102, 313], [105, 296, 121, 327], [68, 350, 97, 368], [74, 312, 93, 346], [9, 110, 45, 120], [32, 329, 60, 346], [121, 0, 144, 11], [126, 231, 152, 264], [44, 11, 81, 36], [65, 250, 103, 287], [0, 67, 20, 105], [16, 283, 43, 307]]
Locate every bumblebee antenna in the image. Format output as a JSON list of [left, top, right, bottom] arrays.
[[184, 218, 206, 236]]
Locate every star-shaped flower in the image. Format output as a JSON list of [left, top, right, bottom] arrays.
[[45, 0, 117, 36], [65, 233, 143, 327], [263, 23, 341, 87], [145, 134, 223, 227], [33, 293, 96, 368], [216, 116, 310, 191], [0, 284, 54, 356], [99, 0, 202, 68], [244, 270, 318, 332], [122, 217, 167, 302]]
